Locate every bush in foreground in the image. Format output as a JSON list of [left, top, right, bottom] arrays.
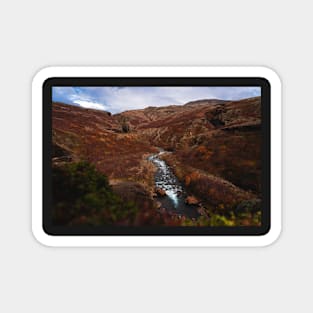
[[52, 161, 138, 226]]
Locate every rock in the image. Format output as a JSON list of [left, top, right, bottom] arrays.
[[155, 201, 162, 209], [155, 188, 166, 196], [185, 196, 199, 205]]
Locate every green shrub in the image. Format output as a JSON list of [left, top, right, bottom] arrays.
[[52, 161, 138, 225], [209, 214, 235, 226]]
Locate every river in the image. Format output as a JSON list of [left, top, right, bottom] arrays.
[[148, 150, 200, 218]]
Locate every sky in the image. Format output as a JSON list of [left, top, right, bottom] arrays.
[[52, 86, 261, 114]]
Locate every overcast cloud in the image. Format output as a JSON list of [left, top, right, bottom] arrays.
[[52, 86, 261, 114]]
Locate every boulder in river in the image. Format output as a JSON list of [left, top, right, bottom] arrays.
[[155, 201, 162, 209], [185, 196, 200, 205], [156, 187, 167, 197]]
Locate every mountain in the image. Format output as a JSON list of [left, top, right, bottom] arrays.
[[52, 97, 262, 226], [115, 99, 227, 129]]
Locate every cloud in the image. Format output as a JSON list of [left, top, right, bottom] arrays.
[[72, 99, 108, 111], [52, 86, 260, 113]]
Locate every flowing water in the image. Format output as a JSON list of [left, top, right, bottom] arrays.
[[148, 150, 200, 218]]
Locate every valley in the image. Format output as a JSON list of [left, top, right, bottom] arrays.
[[52, 96, 262, 226]]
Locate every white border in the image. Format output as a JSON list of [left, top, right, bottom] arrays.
[[32, 66, 282, 247]]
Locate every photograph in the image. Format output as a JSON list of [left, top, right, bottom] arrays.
[[51, 85, 264, 228]]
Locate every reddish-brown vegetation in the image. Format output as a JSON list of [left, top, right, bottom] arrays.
[[53, 102, 157, 183], [52, 97, 262, 226]]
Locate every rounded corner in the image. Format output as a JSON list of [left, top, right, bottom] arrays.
[[31, 222, 56, 248], [259, 224, 282, 247], [32, 66, 59, 88], [256, 66, 282, 88]]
